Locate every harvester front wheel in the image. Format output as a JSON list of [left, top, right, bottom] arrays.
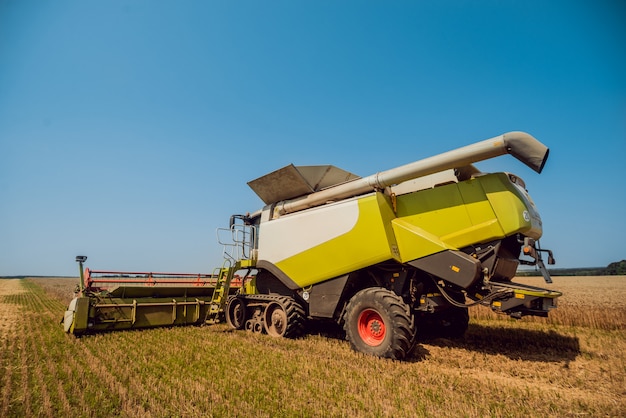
[[263, 297, 305, 339], [343, 288, 415, 360], [225, 297, 247, 330]]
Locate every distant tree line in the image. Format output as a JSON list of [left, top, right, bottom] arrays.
[[518, 260, 626, 276], [4, 261, 626, 280]]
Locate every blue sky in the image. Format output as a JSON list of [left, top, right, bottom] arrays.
[[1, 1, 624, 276]]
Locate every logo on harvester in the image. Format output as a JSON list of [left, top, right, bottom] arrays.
[[523, 211, 530, 222]]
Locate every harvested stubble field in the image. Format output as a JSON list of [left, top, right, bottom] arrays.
[[1, 276, 625, 417]]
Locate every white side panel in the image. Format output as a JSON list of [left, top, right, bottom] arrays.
[[258, 200, 360, 263]]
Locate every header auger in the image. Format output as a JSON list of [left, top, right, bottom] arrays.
[[64, 131, 560, 359]]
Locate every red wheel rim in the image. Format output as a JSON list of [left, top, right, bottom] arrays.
[[357, 309, 386, 346]]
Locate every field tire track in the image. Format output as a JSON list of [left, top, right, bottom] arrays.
[[421, 343, 626, 415], [26, 331, 54, 417], [92, 331, 191, 416], [29, 314, 70, 417], [16, 282, 56, 417], [0, 280, 26, 416], [18, 313, 32, 417], [72, 337, 149, 416], [0, 327, 16, 416]]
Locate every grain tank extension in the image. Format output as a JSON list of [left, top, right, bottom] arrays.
[[64, 131, 560, 360]]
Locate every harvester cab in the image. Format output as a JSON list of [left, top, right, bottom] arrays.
[[63, 131, 560, 360]]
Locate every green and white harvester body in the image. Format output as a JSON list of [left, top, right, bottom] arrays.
[[64, 131, 560, 359]]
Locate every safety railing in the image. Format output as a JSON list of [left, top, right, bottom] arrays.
[[216, 215, 256, 264]]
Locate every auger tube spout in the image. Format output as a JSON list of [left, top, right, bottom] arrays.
[[277, 131, 548, 215]]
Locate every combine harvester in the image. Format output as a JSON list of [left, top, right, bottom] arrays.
[[64, 131, 560, 359]]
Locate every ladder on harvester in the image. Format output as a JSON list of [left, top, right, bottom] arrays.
[[205, 214, 256, 324], [205, 263, 236, 324]]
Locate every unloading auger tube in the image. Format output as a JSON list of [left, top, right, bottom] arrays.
[[276, 131, 548, 215]]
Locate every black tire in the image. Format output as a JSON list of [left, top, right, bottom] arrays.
[[342, 287, 415, 360], [263, 297, 306, 339], [225, 296, 247, 330]]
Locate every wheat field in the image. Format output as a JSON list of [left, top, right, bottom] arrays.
[[1, 276, 625, 417]]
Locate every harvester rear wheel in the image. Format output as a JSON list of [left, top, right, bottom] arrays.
[[225, 297, 247, 330], [343, 287, 415, 360], [263, 298, 305, 339]]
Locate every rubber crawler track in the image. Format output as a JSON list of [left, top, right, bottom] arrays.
[[235, 294, 306, 339]]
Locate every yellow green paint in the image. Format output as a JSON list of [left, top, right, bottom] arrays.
[[275, 193, 397, 288], [274, 173, 540, 288]]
